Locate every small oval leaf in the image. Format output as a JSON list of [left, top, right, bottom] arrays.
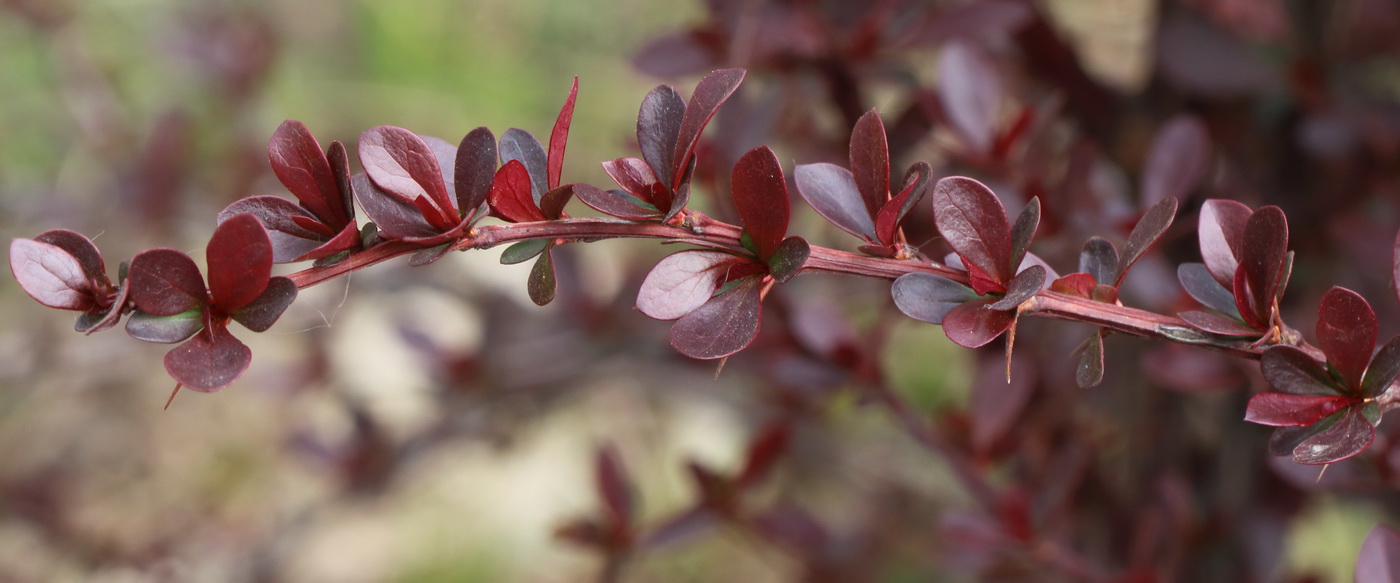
[[669, 277, 763, 360]]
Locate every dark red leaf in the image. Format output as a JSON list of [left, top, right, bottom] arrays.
[[574, 184, 660, 220], [1362, 338, 1400, 397], [875, 162, 932, 246], [206, 213, 272, 312], [1077, 332, 1105, 388], [892, 273, 979, 324], [988, 265, 1045, 310], [124, 309, 203, 344], [1116, 197, 1178, 286], [594, 444, 633, 527], [938, 41, 1001, 154], [602, 157, 663, 204], [1050, 273, 1096, 298], [1178, 310, 1260, 336], [1079, 237, 1118, 286], [665, 183, 692, 223], [539, 185, 574, 221], [932, 176, 1013, 285], [669, 277, 763, 359], [326, 141, 355, 229], [268, 120, 348, 228], [1007, 198, 1040, 274], [164, 325, 251, 392], [9, 238, 96, 310], [736, 421, 789, 488], [352, 174, 440, 240], [1198, 199, 1252, 287], [1290, 406, 1375, 465], [499, 128, 549, 205], [671, 69, 745, 189], [768, 236, 809, 284], [1245, 393, 1355, 426], [942, 297, 1016, 348], [731, 146, 790, 261], [793, 163, 876, 241], [1141, 115, 1210, 206], [33, 230, 107, 288], [1239, 205, 1288, 324], [548, 77, 579, 190], [219, 196, 325, 263], [1316, 286, 1376, 390], [1177, 262, 1239, 316], [637, 250, 741, 320], [637, 85, 686, 190], [849, 109, 890, 217], [528, 245, 557, 306], [489, 160, 548, 223], [1261, 345, 1342, 396], [230, 276, 297, 332], [358, 126, 455, 227], [1356, 524, 1400, 583], [128, 248, 207, 316], [454, 127, 497, 218]]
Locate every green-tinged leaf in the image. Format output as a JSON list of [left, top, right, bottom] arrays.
[[1076, 332, 1104, 388], [125, 308, 204, 344], [1008, 197, 1040, 274], [528, 245, 557, 306], [1261, 345, 1343, 396], [1362, 337, 1400, 397], [408, 243, 453, 266], [891, 273, 979, 325], [501, 239, 550, 265], [767, 236, 809, 284]]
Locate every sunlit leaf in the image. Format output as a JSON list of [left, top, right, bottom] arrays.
[[670, 277, 762, 359], [9, 238, 95, 310], [636, 250, 739, 320], [489, 160, 547, 223], [206, 213, 272, 312], [1316, 286, 1375, 390], [1245, 393, 1355, 427], [1198, 199, 1252, 286], [548, 77, 579, 190], [358, 126, 455, 227]]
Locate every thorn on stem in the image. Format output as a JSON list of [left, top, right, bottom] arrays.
[[164, 383, 182, 410]]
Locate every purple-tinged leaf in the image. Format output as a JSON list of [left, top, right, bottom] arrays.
[[875, 162, 932, 246], [358, 126, 455, 226], [1239, 205, 1288, 323], [988, 265, 1044, 310], [1356, 524, 1400, 583], [500, 128, 549, 206], [1362, 338, 1400, 397], [489, 160, 547, 223], [637, 250, 738, 320], [352, 174, 440, 240], [128, 248, 207, 316], [326, 140, 355, 227], [268, 120, 348, 228], [1177, 262, 1239, 316], [932, 176, 1013, 287], [1262, 345, 1341, 396], [942, 297, 1016, 348], [9, 238, 95, 310], [794, 163, 876, 241], [736, 420, 790, 489], [1116, 197, 1178, 286], [528, 245, 557, 306], [1076, 332, 1105, 388], [768, 236, 809, 284], [207, 213, 272, 312], [1316, 286, 1376, 390], [892, 273, 979, 324], [539, 185, 573, 221], [602, 158, 663, 205], [1290, 407, 1375, 465], [164, 325, 251, 392], [1178, 310, 1260, 336], [637, 85, 686, 190], [938, 41, 1001, 154], [219, 196, 325, 263], [1141, 115, 1210, 206], [33, 230, 107, 287], [670, 277, 762, 360], [1198, 199, 1252, 287], [671, 69, 745, 189], [230, 276, 297, 332], [76, 282, 128, 334], [1245, 393, 1355, 427], [548, 77, 579, 190], [125, 309, 203, 344], [665, 183, 692, 223], [1051, 273, 1096, 298], [422, 136, 459, 204], [731, 146, 790, 261], [1007, 198, 1040, 274], [849, 110, 890, 216], [1080, 237, 1118, 287], [500, 239, 550, 265], [409, 244, 452, 266], [455, 127, 497, 218], [595, 444, 634, 528], [574, 184, 660, 220], [1268, 425, 1313, 458]]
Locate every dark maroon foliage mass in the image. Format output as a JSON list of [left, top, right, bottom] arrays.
[[9, 1, 1400, 581]]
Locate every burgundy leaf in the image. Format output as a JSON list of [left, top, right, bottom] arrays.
[[942, 297, 1016, 348], [875, 162, 932, 246], [637, 250, 739, 320], [125, 309, 203, 344], [849, 109, 890, 217], [1050, 273, 1096, 298], [326, 141, 355, 228], [938, 41, 1001, 154], [76, 282, 128, 334], [423, 135, 459, 202], [358, 126, 455, 227], [268, 120, 348, 228], [637, 85, 686, 190], [128, 248, 208, 316], [33, 229, 107, 287], [1198, 199, 1252, 287], [1290, 406, 1375, 465], [574, 184, 660, 220], [539, 185, 574, 220], [1007, 198, 1040, 275], [736, 421, 790, 488], [1245, 393, 1355, 426], [230, 276, 297, 332], [731, 146, 790, 261], [352, 174, 440, 240], [1261, 345, 1341, 396], [548, 77, 579, 190], [892, 273, 979, 324], [219, 196, 325, 263], [164, 325, 251, 392], [665, 183, 692, 223], [1076, 332, 1105, 388], [528, 246, 557, 306], [603, 157, 663, 205], [9, 238, 95, 310], [455, 127, 497, 218], [1239, 205, 1288, 324], [489, 160, 548, 223], [1116, 197, 1178, 286], [768, 236, 810, 284], [669, 277, 763, 360], [988, 265, 1045, 310], [500, 128, 548, 206], [932, 176, 1013, 287], [1080, 237, 1118, 286], [1362, 338, 1400, 397], [1141, 115, 1210, 206], [206, 213, 272, 312], [1178, 310, 1260, 336], [793, 163, 876, 241], [1177, 262, 1239, 316], [1356, 524, 1400, 583], [671, 69, 745, 188], [1316, 286, 1376, 389]]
